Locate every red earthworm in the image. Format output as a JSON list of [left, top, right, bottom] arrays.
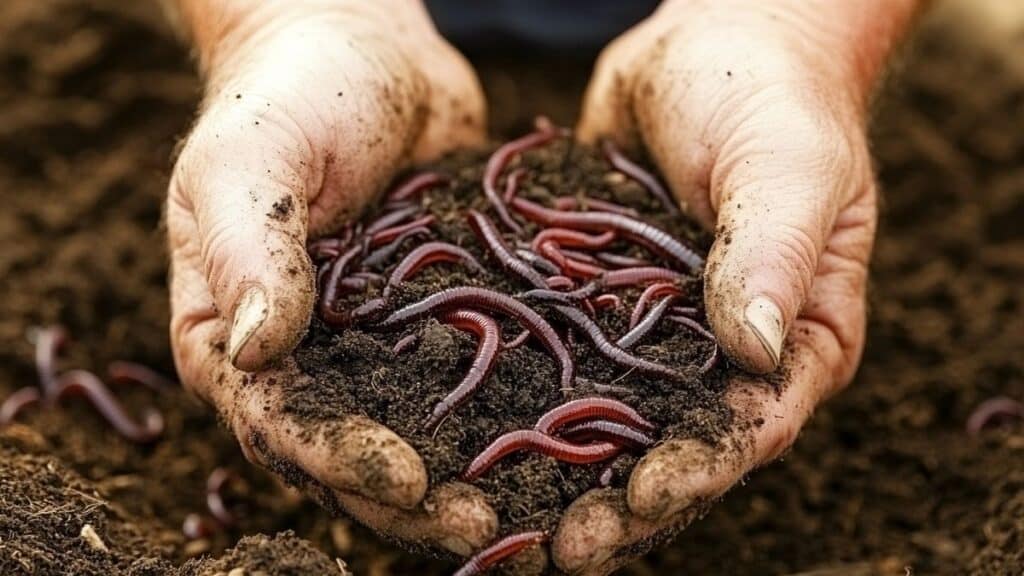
[[601, 139, 679, 214], [667, 315, 720, 374], [206, 467, 239, 526], [319, 245, 363, 327], [33, 325, 68, 398], [591, 293, 622, 310], [467, 210, 548, 288], [524, 266, 678, 303], [502, 168, 527, 203], [392, 333, 420, 355], [361, 226, 433, 268], [353, 271, 386, 283], [530, 228, 616, 253], [386, 171, 448, 203], [538, 243, 606, 279], [552, 195, 640, 217], [369, 214, 436, 247], [373, 287, 574, 391], [534, 397, 656, 435], [965, 396, 1024, 436], [630, 282, 684, 329], [594, 251, 651, 269], [452, 531, 549, 576], [424, 310, 502, 432], [559, 419, 656, 450], [483, 123, 564, 233], [54, 370, 164, 443], [598, 463, 615, 487], [382, 242, 483, 298], [339, 277, 368, 292], [514, 248, 561, 276], [503, 329, 530, 349], [364, 204, 422, 235], [546, 275, 575, 290], [618, 296, 678, 349], [182, 513, 218, 540], [0, 387, 41, 426], [349, 297, 388, 324], [510, 196, 703, 272], [559, 248, 604, 266], [555, 305, 688, 382], [107, 361, 177, 391], [462, 430, 619, 480]]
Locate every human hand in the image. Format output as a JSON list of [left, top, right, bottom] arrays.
[[166, 0, 498, 556], [555, 0, 920, 572]]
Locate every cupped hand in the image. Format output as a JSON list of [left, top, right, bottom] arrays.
[[554, 0, 919, 572], [166, 0, 497, 556]]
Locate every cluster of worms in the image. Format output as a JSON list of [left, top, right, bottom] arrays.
[[0, 325, 169, 442], [309, 119, 721, 574]]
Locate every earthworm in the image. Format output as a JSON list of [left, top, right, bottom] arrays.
[[503, 329, 530, 349], [514, 248, 561, 276], [483, 123, 564, 233], [559, 420, 656, 450], [452, 531, 549, 576], [373, 287, 574, 391], [538, 242, 606, 279], [319, 245, 363, 327], [510, 196, 703, 272], [383, 242, 483, 297], [601, 139, 679, 214], [34, 325, 68, 398], [598, 463, 615, 487], [672, 306, 700, 317], [559, 248, 603, 266], [523, 267, 681, 304], [530, 228, 616, 253], [467, 210, 548, 288], [630, 282, 684, 329], [552, 195, 640, 217], [182, 513, 217, 540], [590, 293, 622, 310], [965, 396, 1024, 436], [462, 430, 619, 480], [618, 296, 678, 349], [361, 226, 433, 268], [107, 361, 177, 391], [667, 315, 720, 374], [386, 171, 448, 203], [338, 277, 368, 292], [308, 237, 348, 262], [594, 251, 652, 269], [368, 214, 435, 247], [392, 333, 420, 355], [555, 305, 687, 382], [206, 467, 239, 527], [424, 310, 503, 432], [54, 370, 164, 443], [502, 168, 527, 203], [534, 397, 656, 435], [0, 387, 41, 426], [364, 204, 422, 236], [545, 275, 575, 290]]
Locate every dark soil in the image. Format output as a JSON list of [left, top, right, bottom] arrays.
[[289, 140, 732, 535], [0, 1, 1022, 575]]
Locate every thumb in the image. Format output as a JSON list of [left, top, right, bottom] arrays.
[[705, 102, 869, 373], [170, 93, 317, 372]]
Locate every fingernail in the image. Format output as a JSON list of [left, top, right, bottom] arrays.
[[229, 286, 268, 366], [744, 296, 784, 369]]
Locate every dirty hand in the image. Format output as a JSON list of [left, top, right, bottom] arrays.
[[557, 0, 921, 572], [165, 0, 498, 556]]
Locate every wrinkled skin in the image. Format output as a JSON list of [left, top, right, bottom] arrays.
[[166, 0, 917, 573]]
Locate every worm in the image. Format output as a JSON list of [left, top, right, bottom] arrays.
[[368, 214, 436, 247], [965, 396, 1024, 436], [0, 387, 41, 426], [538, 242, 606, 279], [452, 531, 549, 576], [361, 226, 433, 269], [364, 204, 422, 236], [34, 325, 68, 398], [553, 195, 640, 217], [54, 370, 164, 443], [667, 315, 721, 374], [107, 361, 177, 391], [373, 287, 574, 391], [424, 310, 503, 432], [206, 467, 239, 527], [534, 397, 656, 435], [462, 430, 619, 481], [559, 420, 656, 450], [515, 248, 562, 276], [483, 123, 564, 233], [182, 513, 218, 540], [630, 282, 684, 329], [545, 275, 575, 290], [594, 251, 652, 269], [618, 296, 678, 349], [530, 228, 616, 253], [600, 139, 679, 214], [319, 245, 363, 327], [392, 333, 420, 355], [590, 293, 622, 311], [383, 242, 483, 297], [502, 168, 527, 203], [467, 210, 548, 288], [386, 171, 448, 203], [510, 196, 703, 272], [503, 329, 531, 349]]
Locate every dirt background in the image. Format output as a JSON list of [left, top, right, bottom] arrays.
[[0, 0, 1022, 574]]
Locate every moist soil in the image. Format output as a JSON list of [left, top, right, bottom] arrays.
[[1, 1, 1023, 575], [288, 139, 732, 536]]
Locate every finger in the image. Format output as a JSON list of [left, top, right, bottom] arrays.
[[168, 233, 427, 508]]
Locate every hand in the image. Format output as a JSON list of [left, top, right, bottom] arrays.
[[166, 0, 498, 556], [554, 0, 920, 572]]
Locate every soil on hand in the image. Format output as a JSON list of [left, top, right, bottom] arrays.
[[0, 1, 1022, 575]]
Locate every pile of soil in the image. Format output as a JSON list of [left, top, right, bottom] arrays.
[[288, 139, 733, 535], [0, 0, 1021, 575]]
